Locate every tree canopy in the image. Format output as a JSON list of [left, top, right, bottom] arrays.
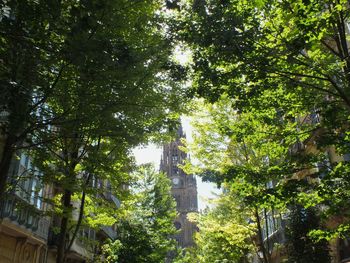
[[1, 1, 188, 263], [3, 0, 350, 262], [176, 0, 350, 243]]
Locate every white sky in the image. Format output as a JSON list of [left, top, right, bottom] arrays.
[[132, 116, 220, 211]]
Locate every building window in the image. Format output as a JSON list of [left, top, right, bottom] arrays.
[[172, 155, 178, 167], [174, 221, 182, 230], [16, 153, 43, 210], [262, 210, 282, 241], [346, 20, 350, 33]]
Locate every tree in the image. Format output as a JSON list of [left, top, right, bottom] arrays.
[[181, 97, 330, 262], [37, 136, 133, 263], [182, 190, 255, 263], [100, 164, 177, 263], [175, 0, 350, 113], [175, 0, 350, 242], [286, 205, 331, 263], [40, 12, 184, 263], [0, 0, 69, 197], [0, 0, 188, 199], [1, 2, 188, 263]]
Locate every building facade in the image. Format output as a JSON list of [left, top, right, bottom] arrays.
[[160, 125, 198, 248], [0, 152, 119, 263]]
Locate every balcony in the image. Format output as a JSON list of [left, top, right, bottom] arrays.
[[100, 225, 117, 240], [48, 226, 94, 261], [263, 227, 286, 253], [103, 191, 121, 208], [0, 194, 50, 241]]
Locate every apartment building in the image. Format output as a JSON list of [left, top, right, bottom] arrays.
[[0, 152, 50, 263], [0, 152, 120, 263]]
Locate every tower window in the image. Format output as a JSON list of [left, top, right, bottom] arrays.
[[174, 221, 182, 230], [172, 155, 178, 162]]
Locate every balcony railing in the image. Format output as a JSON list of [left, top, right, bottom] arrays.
[[103, 191, 121, 208], [0, 194, 50, 241], [100, 225, 117, 240]]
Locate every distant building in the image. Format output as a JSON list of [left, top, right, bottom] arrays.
[[160, 124, 198, 248]]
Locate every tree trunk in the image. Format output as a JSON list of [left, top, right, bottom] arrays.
[[64, 189, 86, 260], [263, 209, 272, 263], [254, 208, 270, 263], [0, 135, 16, 200], [56, 189, 72, 263]]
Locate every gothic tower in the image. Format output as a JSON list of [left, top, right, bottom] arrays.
[[160, 124, 198, 248]]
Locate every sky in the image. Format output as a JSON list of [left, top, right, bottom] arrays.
[[132, 117, 220, 211]]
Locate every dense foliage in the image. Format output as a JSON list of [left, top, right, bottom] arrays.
[[286, 205, 331, 263], [0, 0, 187, 194], [100, 165, 177, 263], [174, 189, 255, 263], [1, 1, 187, 262], [3, 0, 350, 262], [171, 0, 350, 261]]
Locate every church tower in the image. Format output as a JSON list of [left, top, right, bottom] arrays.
[[160, 124, 198, 248]]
